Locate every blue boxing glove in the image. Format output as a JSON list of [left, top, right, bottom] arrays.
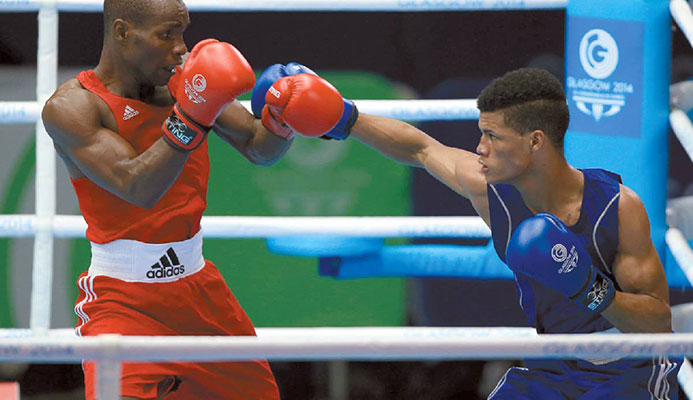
[[250, 62, 358, 140], [506, 213, 616, 313], [250, 63, 316, 118], [250, 63, 320, 138]]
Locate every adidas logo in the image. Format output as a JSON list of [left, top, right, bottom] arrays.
[[147, 247, 186, 279], [123, 105, 139, 120]]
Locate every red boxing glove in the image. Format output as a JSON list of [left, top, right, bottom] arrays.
[[262, 73, 343, 139], [163, 39, 255, 152]]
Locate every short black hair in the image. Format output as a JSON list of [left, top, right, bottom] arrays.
[[102, 0, 161, 36], [477, 68, 570, 151]]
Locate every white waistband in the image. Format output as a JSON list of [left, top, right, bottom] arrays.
[[88, 231, 205, 283]]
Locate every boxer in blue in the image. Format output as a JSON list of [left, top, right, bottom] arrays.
[[253, 66, 681, 399]]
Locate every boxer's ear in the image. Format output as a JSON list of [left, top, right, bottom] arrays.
[[529, 130, 545, 152]]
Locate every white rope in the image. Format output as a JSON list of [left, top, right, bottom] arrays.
[[1, 327, 689, 400], [0, 327, 537, 339], [0, 101, 41, 124], [665, 227, 693, 399], [0, 331, 691, 362], [355, 99, 479, 120], [0, 214, 491, 238], [670, 109, 693, 163], [672, 0, 693, 50], [666, 228, 693, 287], [0, 99, 479, 125], [0, 0, 568, 12], [680, 359, 693, 398]]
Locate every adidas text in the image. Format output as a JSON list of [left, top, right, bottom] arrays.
[[147, 265, 186, 279]]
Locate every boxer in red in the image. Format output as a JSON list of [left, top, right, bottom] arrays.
[[40, 0, 343, 398]]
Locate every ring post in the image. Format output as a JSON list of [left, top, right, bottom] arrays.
[[563, 0, 671, 254], [31, 0, 58, 332], [96, 334, 121, 400]]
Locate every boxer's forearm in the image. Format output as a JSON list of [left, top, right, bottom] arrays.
[[243, 120, 293, 165], [116, 138, 192, 208], [213, 101, 292, 166], [351, 113, 438, 167], [601, 291, 672, 333]]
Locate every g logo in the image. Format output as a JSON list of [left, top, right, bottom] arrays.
[[551, 244, 568, 263], [579, 29, 619, 80], [192, 74, 207, 93]]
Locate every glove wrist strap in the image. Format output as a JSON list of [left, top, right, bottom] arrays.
[[162, 103, 210, 152], [571, 266, 616, 314], [323, 99, 358, 140]]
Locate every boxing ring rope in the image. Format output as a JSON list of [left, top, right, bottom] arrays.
[[0, 326, 539, 340], [0, 0, 569, 12], [667, 225, 693, 398], [669, 9, 693, 371], [671, 0, 693, 164], [670, 109, 693, 164], [667, 229, 693, 286], [1, 0, 693, 399], [0, 99, 481, 125], [2, 331, 693, 363], [0, 329, 692, 400], [671, 0, 693, 163], [672, 0, 693, 50], [668, 0, 693, 303], [0, 215, 492, 238]]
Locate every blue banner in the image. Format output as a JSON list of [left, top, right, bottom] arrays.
[[565, 17, 644, 137]]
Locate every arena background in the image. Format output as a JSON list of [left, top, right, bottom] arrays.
[[0, 8, 692, 399]]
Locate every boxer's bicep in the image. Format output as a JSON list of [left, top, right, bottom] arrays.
[[455, 150, 490, 224], [43, 88, 139, 189], [613, 186, 669, 303], [422, 144, 490, 223]]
